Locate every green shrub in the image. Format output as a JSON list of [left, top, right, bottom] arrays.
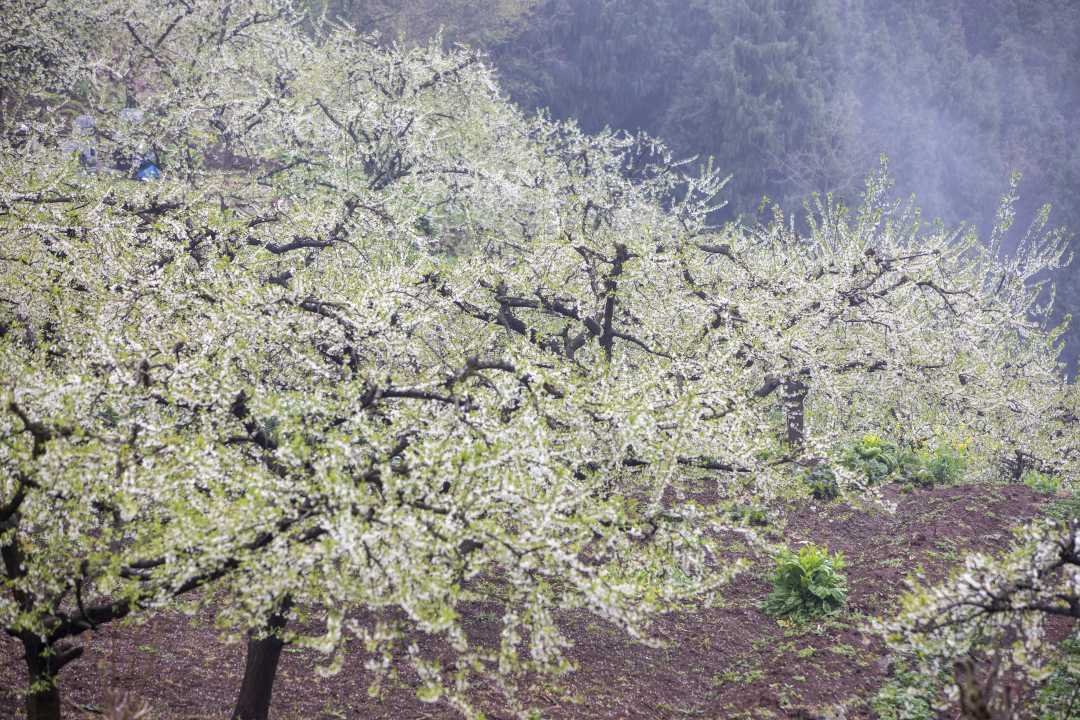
[[839, 434, 967, 487], [923, 445, 966, 485], [1047, 493, 1080, 522], [840, 434, 899, 484], [803, 464, 840, 502], [730, 504, 769, 527], [895, 449, 923, 483], [1036, 631, 1080, 719], [898, 445, 966, 487], [763, 543, 847, 619], [1023, 469, 1063, 495], [872, 663, 942, 720]]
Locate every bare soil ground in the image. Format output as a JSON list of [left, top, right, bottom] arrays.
[[1, 482, 1069, 719]]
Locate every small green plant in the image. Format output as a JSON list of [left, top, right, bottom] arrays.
[[763, 543, 848, 619], [897, 444, 966, 487], [711, 665, 764, 686], [803, 464, 840, 502], [1036, 631, 1080, 719], [1023, 469, 1063, 495], [923, 444, 966, 486], [1047, 493, 1080, 522], [872, 663, 941, 720], [730, 504, 769, 527], [840, 434, 899, 484]]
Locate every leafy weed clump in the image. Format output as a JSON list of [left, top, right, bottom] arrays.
[[840, 434, 967, 487], [1036, 631, 1080, 719], [898, 445, 967, 487], [871, 661, 943, 720], [730, 504, 769, 527], [1047, 493, 1080, 523], [1023, 469, 1063, 495], [803, 464, 840, 502], [763, 543, 847, 619], [841, 434, 899, 484]]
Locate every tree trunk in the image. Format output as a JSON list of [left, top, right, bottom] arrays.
[[231, 598, 292, 720], [26, 686, 61, 720], [23, 636, 62, 720], [782, 378, 809, 449], [954, 654, 1016, 720]]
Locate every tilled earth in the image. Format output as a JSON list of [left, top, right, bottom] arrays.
[[0, 483, 1067, 719]]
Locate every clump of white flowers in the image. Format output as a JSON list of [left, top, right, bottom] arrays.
[[881, 519, 1080, 716]]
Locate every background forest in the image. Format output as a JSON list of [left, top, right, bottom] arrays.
[[324, 0, 1080, 373]]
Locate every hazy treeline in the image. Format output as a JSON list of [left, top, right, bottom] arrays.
[[316, 0, 1080, 372]]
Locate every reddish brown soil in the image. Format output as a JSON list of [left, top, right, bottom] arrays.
[[1, 483, 1069, 719]]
